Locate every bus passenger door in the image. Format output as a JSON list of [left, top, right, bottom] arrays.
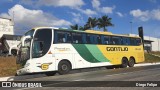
[[32, 41, 56, 72]]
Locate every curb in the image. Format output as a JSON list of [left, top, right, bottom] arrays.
[[0, 74, 45, 81], [0, 62, 160, 81], [134, 62, 160, 67]]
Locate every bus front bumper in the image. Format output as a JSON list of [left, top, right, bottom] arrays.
[[16, 67, 32, 75]]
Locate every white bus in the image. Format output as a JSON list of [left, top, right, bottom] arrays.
[[16, 27, 144, 75]]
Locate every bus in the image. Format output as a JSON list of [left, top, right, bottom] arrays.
[[16, 27, 144, 75]]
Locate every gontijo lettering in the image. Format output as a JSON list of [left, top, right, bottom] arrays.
[[106, 47, 128, 51]]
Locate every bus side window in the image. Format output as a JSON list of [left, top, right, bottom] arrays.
[[55, 31, 66, 43], [111, 36, 122, 45], [130, 38, 136, 45], [86, 34, 91, 44], [72, 33, 83, 44], [90, 35, 94, 44], [88, 35, 101, 44], [96, 35, 101, 44], [136, 38, 141, 45], [122, 37, 130, 45], [102, 35, 110, 45], [82, 34, 86, 44], [66, 32, 72, 43]]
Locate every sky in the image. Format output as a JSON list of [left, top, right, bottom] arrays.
[[0, 0, 160, 38]]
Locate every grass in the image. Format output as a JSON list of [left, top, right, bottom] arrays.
[[150, 51, 160, 56], [0, 52, 160, 77], [144, 53, 160, 63], [0, 56, 17, 77]]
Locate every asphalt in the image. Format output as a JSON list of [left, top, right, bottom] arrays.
[[1, 64, 160, 90]]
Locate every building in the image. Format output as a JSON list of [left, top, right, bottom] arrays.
[[0, 17, 20, 56], [0, 34, 22, 55], [0, 17, 14, 38], [129, 34, 160, 52]]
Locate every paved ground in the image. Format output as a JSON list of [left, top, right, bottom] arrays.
[[1, 64, 160, 90]]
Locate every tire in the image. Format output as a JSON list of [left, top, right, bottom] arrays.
[[128, 58, 135, 67], [121, 58, 128, 68], [58, 61, 71, 75], [45, 71, 56, 76]]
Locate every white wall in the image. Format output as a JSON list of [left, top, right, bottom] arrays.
[[151, 38, 160, 51], [0, 18, 14, 37]]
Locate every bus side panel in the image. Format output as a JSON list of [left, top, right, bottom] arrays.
[[133, 45, 145, 63], [72, 44, 112, 68], [97, 45, 145, 65], [52, 44, 91, 69]]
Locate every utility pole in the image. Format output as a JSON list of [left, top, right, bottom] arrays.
[[130, 21, 132, 34]]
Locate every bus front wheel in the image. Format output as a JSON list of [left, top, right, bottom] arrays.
[[58, 61, 71, 75], [121, 58, 128, 68]]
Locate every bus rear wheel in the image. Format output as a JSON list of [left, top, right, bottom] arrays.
[[58, 61, 71, 75], [121, 58, 128, 68], [128, 57, 135, 67]]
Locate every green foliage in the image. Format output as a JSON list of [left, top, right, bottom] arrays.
[[70, 24, 78, 30], [97, 15, 114, 31], [85, 17, 98, 30], [70, 15, 114, 31]]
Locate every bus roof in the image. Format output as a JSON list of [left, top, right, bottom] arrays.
[[33, 27, 59, 30], [32, 27, 140, 38]]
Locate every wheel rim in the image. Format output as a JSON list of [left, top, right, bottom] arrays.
[[61, 64, 68, 71], [129, 58, 134, 67], [122, 59, 128, 68]]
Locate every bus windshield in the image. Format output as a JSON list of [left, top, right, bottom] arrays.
[[25, 29, 35, 36], [16, 30, 35, 68]]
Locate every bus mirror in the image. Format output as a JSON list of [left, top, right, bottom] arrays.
[[22, 36, 32, 46]]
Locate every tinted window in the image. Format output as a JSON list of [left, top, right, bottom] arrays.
[[130, 38, 141, 46], [54, 31, 72, 43], [136, 38, 141, 45], [66, 32, 72, 43], [130, 38, 136, 45], [95, 35, 101, 44], [88, 34, 101, 44], [102, 35, 110, 44], [122, 37, 130, 45], [111, 36, 122, 45], [86, 34, 91, 44], [82, 34, 86, 44], [72, 33, 83, 44], [55, 31, 65, 43]]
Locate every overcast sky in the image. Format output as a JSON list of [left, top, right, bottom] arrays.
[[0, 0, 160, 37]]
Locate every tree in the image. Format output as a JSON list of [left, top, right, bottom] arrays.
[[98, 15, 114, 31], [70, 24, 78, 30], [85, 17, 98, 29], [79, 26, 84, 30], [79, 25, 89, 31]]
